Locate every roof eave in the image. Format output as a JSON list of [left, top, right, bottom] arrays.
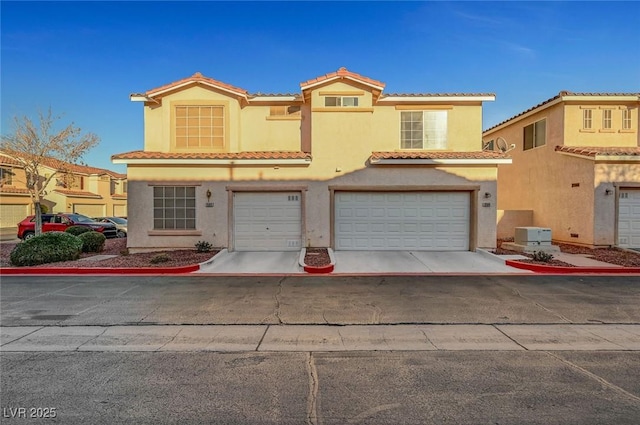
[[112, 158, 312, 166], [379, 95, 495, 103], [484, 97, 563, 135], [301, 76, 385, 92], [370, 158, 512, 165]]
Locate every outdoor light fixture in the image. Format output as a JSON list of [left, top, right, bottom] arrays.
[[206, 189, 212, 200], [605, 189, 613, 196], [484, 192, 492, 199]]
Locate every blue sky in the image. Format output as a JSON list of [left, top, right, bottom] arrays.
[[2, 1, 639, 173]]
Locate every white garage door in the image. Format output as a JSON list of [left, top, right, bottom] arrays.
[[335, 191, 470, 251], [233, 192, 302, 251], [113, 204, 127, 217], [618, 189, 640, 248], [73, 204, 105, 217], [0, 204, 29, 227]]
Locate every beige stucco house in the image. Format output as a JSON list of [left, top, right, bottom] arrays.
[[113, 68, 510, 253], [0, 151, 127, 227], [483, 91, 640, 249]]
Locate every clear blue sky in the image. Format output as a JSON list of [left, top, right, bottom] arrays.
[[2, 1, 639, 173]]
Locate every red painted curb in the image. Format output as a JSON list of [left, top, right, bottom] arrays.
[[505, 260, 640, 274], [0, 264, 200, 275], [303, 264, 334, 274]]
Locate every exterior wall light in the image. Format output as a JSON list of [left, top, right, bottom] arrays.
[[605, 189, 613, 195], [484, 192, 492, 199], [206, 190, 212, 201]]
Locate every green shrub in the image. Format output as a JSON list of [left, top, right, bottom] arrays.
[[150, 253, 171, 264], [195, 240, 213, 253], [65, 225, 92, 236], [78, 231, 106, 253], [10, 232, 83, 266], [531, 251, 554, 262]]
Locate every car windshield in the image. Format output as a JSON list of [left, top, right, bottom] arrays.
[[109, 217, 127, 224], [68, 214, 95, 223]]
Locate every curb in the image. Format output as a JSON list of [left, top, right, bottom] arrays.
[[0, 264, 201, 275], [505, 259, 640, 274]]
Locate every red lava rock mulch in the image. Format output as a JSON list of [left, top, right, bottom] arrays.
[[304, 248, 332, 267]]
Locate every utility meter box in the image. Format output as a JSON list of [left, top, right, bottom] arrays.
[[514, 227, 552, 246]]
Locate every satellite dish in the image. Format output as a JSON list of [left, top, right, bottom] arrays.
[[496, 137, 508, 153]]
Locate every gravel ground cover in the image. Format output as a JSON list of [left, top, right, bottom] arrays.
[[303, 248, 332, 267], [0, 238, 217, 268]]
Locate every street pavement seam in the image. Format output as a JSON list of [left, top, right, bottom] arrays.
[[492, 324, 529, 350], [545, 351, 640, 404]]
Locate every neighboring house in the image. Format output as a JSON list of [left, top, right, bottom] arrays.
[[483, 91, 640, 249], [0, 152, 127, 228], [113, 68, 510, 253]]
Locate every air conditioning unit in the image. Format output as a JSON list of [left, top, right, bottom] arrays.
[[514, 227, 552, 246]]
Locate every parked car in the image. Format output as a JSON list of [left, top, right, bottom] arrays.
[[17, 213, 118, 240], [93, 216, 127, 238]]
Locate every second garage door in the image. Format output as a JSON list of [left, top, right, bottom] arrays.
[[618, 189, 640, 249], [335, 191, 470, 251], [73, 204, 105, 217], [233, 192, 302, 251]]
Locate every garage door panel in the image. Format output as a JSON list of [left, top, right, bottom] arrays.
[[619, 190, 640, 248], [335, 191, 470, 251], [234, 192, 301, 251], [73, 204, 105, 217], [0, 204, 29, 228]]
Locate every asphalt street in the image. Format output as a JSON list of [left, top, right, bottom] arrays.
[[2, 275, 640, 424]]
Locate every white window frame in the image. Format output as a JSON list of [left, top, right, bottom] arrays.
[[153, 186, 196, 230], [622, 109, 632, 130], [602, 109, 613, 129], [400, 110, 448, 150], [582, 109, 592, 129], [324, 96, 359, 107], [523, 119, 546, 151]]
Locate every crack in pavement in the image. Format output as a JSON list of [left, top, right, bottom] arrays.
[[545, 351, 640, 405], [274, 277, 285, 325], [306, 352, 319, 425]]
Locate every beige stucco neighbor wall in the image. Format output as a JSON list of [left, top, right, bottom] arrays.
[[496, 210, 533, 239], [564, 103, 638, 147]]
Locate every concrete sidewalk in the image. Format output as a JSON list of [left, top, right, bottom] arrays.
[[3, 324, 639, 352]]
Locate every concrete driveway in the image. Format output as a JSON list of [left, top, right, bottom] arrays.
[[197, 249, 527, 274]]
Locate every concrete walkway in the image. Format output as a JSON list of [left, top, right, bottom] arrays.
[[3, 324, 639, 352]]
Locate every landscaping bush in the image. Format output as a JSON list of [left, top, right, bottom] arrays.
[[65, 225, 92, 236], [150, 253, 171, 264], [10, 232, 83, 266], [195, 240, 214, 253], [531, 251, 554, 263], [78, 231, 106, 253]]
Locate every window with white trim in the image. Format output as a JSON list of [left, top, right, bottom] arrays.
[[153, 186, 196, 230], [400, 110, 447, 149], [622, 109, 632, 129], [602, 109, 613, 129], [324, 96, 359, 107], [523, 119, 546, 150], [582, 109, 592, 129], [175, 106, 224, 148]]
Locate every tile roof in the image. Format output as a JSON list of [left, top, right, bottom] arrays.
[[249, 93, 302, 98], [0, 155, 23, 166], [485, 91, 640, 133], [555, 146, 640, 158], [53, 189, 102, 198], [0, 151, 125, 178], [381, 93, 495, 98], [111, 150, 312, 160], [146, 72, 248, 97], [371, 151, 510, 160], [0, 186, 30, 194], [300, 67, 385, 90]]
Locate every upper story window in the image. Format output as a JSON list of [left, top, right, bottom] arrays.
[[269, 105, 301, 116], [0, 167, 13, 186], [175, 106, 224, 149], [324, 96, 359, 107], [622, 109, 632, 130], [523, 119, 546, 151], [582, 109, 592, 129], [602, 109, 613, 130], [400, 110, 447, 150]]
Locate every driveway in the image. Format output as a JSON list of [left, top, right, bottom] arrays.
[[197, 249, 527, 274]]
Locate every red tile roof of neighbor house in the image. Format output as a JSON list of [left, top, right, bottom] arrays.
[[0, 186, 30, 194], [371, 151, 510, 160], [111, 151, 312, 160], [0, 155, 24, 166], [380, 93, 495, 98], [555, 146, 640, 157], [1, 151, 125, 179], [300, 67, 386, 89], [145, 72, 249, 97], [53, 189, 102, 198], [484, 91, 640, 133]]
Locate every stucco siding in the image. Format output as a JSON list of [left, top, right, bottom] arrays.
[[564, 103, 639, 147]]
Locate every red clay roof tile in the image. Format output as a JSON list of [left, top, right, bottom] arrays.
[[0, 186, 30, 194], [53, 189, 102, 198], [555, 146, 640, 158], [371, 151, 510, 160], [300, 67, 385, 89], [146, 72, 248, 97], [111, 150, 312, 161]]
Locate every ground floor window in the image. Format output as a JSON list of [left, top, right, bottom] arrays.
[[153, 186, 196, 229]]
